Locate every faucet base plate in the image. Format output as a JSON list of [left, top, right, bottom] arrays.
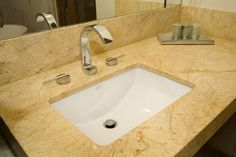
[[83, 65, 97, 75]]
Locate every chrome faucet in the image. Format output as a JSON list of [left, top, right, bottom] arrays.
[[36, 12, 58, 29], [0, 10, 4, 27], [80, 24, 113, 75]]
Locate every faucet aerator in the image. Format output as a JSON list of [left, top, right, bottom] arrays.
[[104, 38, 113, 44]]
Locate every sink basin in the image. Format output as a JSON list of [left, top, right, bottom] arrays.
[[52, 67, 192, 145], [0, 24, 27, 40], [0, 117, 27, 157]]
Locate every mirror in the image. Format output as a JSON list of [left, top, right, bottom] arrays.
[[0, 0, 181, 40]]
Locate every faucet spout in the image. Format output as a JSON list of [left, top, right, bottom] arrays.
[[36, 12, 58, 29], [92, 24, 113, 44], [80, 24, 113, 75]]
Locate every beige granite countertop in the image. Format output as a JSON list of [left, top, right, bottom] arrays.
[[0, 37, 236, 157]]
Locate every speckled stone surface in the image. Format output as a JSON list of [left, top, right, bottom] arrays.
[[115, 0, 163, 16], [0, 37, 235, 157], [0, 7, 180, 86]]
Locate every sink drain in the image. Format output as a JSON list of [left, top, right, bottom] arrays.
[[103, 119, 118, 129]]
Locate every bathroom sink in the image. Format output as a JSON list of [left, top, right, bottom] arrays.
[[0, 24, 27, 40], [52, 67, 192, 145], [0, 117, 27, 157]]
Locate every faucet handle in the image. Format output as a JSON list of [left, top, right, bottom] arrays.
[[106, 54, 125, 66], [43, 74, 71, 85]]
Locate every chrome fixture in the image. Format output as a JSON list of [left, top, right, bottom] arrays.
[[158, 32, 214, 45], [0, 10, 4, 27], [103, 119, 118, 129], [36, 12, 58, 29], [80, 24, 113, 75], [105, 54, 125, 66], [43, 74, 71, 85]]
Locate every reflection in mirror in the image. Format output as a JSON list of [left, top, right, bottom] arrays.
[[0, 0, 181, 40], [36, 12, 59, 29]]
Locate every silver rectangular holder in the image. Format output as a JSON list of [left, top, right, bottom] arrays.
[[158, 32, 215, 45]]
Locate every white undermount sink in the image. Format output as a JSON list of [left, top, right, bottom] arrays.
[[0, 24, 27, 40], [52, 67, 192, 145]]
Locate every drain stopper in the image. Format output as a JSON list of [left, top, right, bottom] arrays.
[[103, 119, 117, 129]]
